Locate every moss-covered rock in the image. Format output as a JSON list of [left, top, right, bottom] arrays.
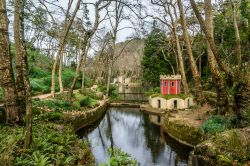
[[189, 127, 250, 166]]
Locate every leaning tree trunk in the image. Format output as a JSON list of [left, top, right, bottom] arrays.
[[172, 25, 188, 94], [166, 3, 188, 94], [0, 0, 20, 124], [51, 0, 81, 97], [14, 0, 26, 113], [204, 0, 229, 114], [58, 52, 64, 94], [177, 0, 203, 102], [68, 35, 90, 99]]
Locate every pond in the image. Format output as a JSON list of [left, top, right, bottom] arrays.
[[77, 107, 192, 166]]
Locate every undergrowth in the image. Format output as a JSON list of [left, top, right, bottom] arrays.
[[100, 147, 138, 166], [0, 103, 94, 165]]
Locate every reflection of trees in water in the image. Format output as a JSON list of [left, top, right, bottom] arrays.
[[109, 109, 144, 147], [107, 111, 114, 152], [142, 113, 165, 163]]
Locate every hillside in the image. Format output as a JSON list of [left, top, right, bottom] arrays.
[[113, 39, 144, 78]]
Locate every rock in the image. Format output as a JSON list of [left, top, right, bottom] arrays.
[[91, 85, 98, 92], [96, 92, 103, 98]]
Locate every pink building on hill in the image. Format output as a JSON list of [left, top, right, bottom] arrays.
[[160, 75, 181, 95]]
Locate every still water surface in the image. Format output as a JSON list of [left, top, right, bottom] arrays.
[[77, 107, 191, 166]]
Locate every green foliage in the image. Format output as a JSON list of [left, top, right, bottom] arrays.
[[211, 130, 250, 164], [151, 93, 191, 100], [109, 85, 118, 98], [141, 28, 176, 86], [145, 87, 161, 95], [101, 147, 138, 166], [33, 99, 72, 111], [29, 65, 48, 78], [13, 123, 92, 165], [201, 115, 227, 134], [79, 96, 91, 107], [38, 111, 64, 122]]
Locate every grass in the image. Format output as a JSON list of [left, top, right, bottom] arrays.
[[151, 93, 192, 100]]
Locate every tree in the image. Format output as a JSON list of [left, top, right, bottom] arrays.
[[149, 0, 189, 94], [51, 0, 81, 97], [190, 0, 229, 114], [177, 0, 203, 102], [0, 0, 20, 124], [14, 0, 33, 147], [141, 28, 176, 86], [68, 0, 110, 99]]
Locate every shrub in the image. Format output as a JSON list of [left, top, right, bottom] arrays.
[[29, 65, 48, 78], [109, 85, 118, 98], [201, 115, 227, 134], [145, 87, 160, 95], [79, 97, 91, 107], [33, 99, 72, 111], [38, 111, 63, 122], [101, 147, 138, 166]]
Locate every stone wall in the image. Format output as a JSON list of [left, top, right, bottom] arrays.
[[164, 114, 205, 147], [69, 100, 109, 132]]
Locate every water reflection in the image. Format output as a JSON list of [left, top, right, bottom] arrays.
[[77, 107, 191, 166]]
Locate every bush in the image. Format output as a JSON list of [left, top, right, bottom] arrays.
[[79, 97, 91, 107], [101, 147, 138, 166], [29, 65, 48, 78], [201, 115, 227, 134], [109, 85, 118, 98], [33, 99, 72, 111], [38, 111, 63, 122], [145, 87, 160, 95]]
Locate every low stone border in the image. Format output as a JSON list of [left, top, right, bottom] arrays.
[[64, 99, 109, 132], [164, 114, 205, 148], [140, 104, 165, 116], [109, 102, 141, 108]]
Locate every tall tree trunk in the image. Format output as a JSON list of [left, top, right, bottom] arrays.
[[58, 52, 64, 94], [51, 0, 81, 97], [69, 35, 90, 99], [19, 0, 32, 148], [0, 0, 20, 124], [166, 3, 188, 94], [190, 0, 234, 79], [81, 62, 85, 92], [204, 0, 228, 114], [14, 0, 26, 112], [231, 1, 242, 73], [177, 0, 203, 101]]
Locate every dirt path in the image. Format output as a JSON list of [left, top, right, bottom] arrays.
[[0, 90, 80, 107]]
